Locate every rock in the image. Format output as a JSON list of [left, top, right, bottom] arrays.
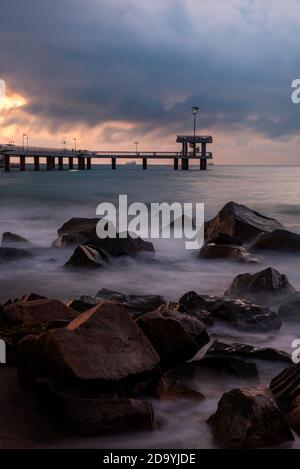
[[250, 229, 300, 253], [206, 232, 243, 246], [52, 217, 101, 247], [0, 434, 40, 449], [169, 356, 258, 380], [2, 299, 78, 328], [178, 291, 217, 325], [208, 386, 294, 448], [1, 232, 31, 247], [210, 297, 281, 331], [65, 244, 110, 268], [136, 305, 209, 369], [199, 243, 259, 263], [58, 395, 155, 435], [286, 397, 300, 434], [205, 201, 284, 243], [96, 289, 165, 316], [18, 301, 160, 394], [84, 233, 154, 256], [19, 293, 47, 303], [66, 298, 94, 313], [207, 340, 291, 363], [278, 299, 300, 319], [270, 362, 300, 411], [224, 267, 296, 305], [156, 377, 204, 401], [0, 247, 33, 262]]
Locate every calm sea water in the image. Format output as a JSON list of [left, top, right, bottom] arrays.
[[0, 165, 300, 448]]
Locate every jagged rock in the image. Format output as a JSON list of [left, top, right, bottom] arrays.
[[205, 201, 284, 243], [208, 386, 294, 448], [2, 299, 78, 328], [156, 377, 204, 401], [65, 244, 110, 268], [206, 232, 243, 246], [179, 291, 217, 325], [96, 289, 165, 316], [0, 247, 33, 262], [136, 305, 209, 369], [169, 356, 258, 380], [19, 293, 47, 303], [250, 229, 300, 253], [199, 243, 259, 263], [278, 299, 300, 319], [18, 301, 160, 394], [84, 233, 154, 256], [52, 217, 101, 247], [66, 298, 94, 313], [207, 340, 291, 363], [209, 297, 281, 331], [1, 232, 30, 247], [270, 362, 300, 411], [224, 267, 296, 305]]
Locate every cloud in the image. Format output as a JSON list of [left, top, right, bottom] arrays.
[[1, 0, 300, 162]]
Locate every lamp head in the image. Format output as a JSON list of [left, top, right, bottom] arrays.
[[191, 106, 199, 115]]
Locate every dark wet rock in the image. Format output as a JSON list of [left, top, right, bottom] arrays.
[[250, 229, 300, 253], [208, 386, 294, 448], [179, 291, 218, 326], [52, 217, 101, 247], [96, 289, 165, 316], [199, 243, 259, 263], [209, 297, 281, 331], [205, 201, 284, 243], [285, 397, 300, 434], [206, 232, 243, 246], [224, 267, 296, 305], [85, 233, 154, 257], [66, 298, 94, 313], [19, 293, 47, 303], [0, 247, 33, 262], [270, 362, 300, 412], [2, 299, 78, 328], [278, 299, 300, 319], [57, 394, 155, 435], [1, 232, 31, 247], [18, 301, 160, 394], [169, 356, 258, 380], [156, 376, 204, 401], [207, 340, 291, 363], [65, 244, 110, 268], [136, 305, 209, 369]]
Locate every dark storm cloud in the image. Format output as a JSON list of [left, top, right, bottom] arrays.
[[1, 0, 300, 137]]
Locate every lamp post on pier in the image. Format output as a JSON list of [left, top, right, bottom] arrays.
[[191, 106, 199, 137], [134, 141, 139, 155]]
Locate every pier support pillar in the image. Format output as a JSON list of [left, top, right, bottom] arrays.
[[78, 157, 85, 170], [200, 142, 207, 170], [86, 157, 91, 170], [174, 158, 178, 170], [181, 158, 189, 170], [58, 156, 63, 170], [142, 158, 147, 170], [68, 157, 73, 170], [34, 156, 40, 171], [52, 157, 56, 170], [4, 155, 10, 171], [46, 156, 52, 170], [20, 155, 26, 171], [112, 157, 116, 170]]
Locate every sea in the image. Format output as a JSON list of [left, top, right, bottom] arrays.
[[0, 164, 300, 448]]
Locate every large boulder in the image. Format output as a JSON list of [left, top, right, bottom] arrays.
[[205, 232, 243, 246], [224, 267, 296, 305], [209, 297, 281, 331], [208, 386, 294, 448], [84, 233, 154, 257], [199, 243, 259, 264], [270, 362, 300, 411], [52, 217, 101, 247], [136, 305, 209, 369], [207, 340, 291, 364], [18, 301, 160, 394], [205, 202, 284, 243], [250, 229, 300, 253], [178, 291, 217, 325], [65, 245, 110, 268], [1, 232, 31, 247]]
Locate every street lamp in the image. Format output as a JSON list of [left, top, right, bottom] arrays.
[[23, 133, 28, 150], [134, 141, 139, 155], [191, 106, 199, 137], [73, 137, 77, 152], [61, 140, 66, 151]]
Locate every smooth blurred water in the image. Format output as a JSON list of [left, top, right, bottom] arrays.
[[1, 165, 300, 448]]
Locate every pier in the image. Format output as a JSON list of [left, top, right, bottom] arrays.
[[0, 135, 213, 171]]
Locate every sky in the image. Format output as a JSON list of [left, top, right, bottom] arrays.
[[1, 0, 300, 164]]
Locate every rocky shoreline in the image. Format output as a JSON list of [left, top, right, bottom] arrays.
[[1, 201, 300, 448]]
